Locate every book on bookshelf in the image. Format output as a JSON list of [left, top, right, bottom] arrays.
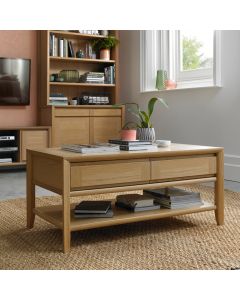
[[61, 143, 119, 153], [0, 158, 12, 163], [0, 136, 15, 141]]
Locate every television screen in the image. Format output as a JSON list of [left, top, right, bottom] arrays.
[[0, 57, 31, 105]]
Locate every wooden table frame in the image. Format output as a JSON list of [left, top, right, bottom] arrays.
[[26, 144, 224, 253]]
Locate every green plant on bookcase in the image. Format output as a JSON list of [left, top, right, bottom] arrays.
[[91, 36, 119, 60]]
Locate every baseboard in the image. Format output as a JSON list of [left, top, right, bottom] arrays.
[[224, 154, 240, 182]]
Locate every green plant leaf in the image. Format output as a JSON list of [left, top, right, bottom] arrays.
[[140, 110, 150, 125], [148, 97, 168, 119]]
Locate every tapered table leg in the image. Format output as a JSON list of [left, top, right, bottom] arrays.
[[215, 150, 224, 225], [27, 150, 35, 229], [62, 160, 71, 253]]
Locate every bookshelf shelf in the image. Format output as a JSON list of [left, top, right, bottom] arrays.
[[50, 31, 108, 40], [49, 82, 115, 87], [34, 201, 216, 232], [50, 56, 116, 64]]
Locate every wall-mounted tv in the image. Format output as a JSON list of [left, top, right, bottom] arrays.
[[0, 57, 31, 105]]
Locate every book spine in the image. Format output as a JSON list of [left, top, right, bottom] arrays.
[[59, 39, 64, 57]]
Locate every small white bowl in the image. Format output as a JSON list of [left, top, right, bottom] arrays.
[[155, 140, 171, 147]]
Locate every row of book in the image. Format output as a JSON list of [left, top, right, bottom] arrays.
[[73, 187, 203, 219], [104, 66, 115, 84], [49, 34, 75, 58]]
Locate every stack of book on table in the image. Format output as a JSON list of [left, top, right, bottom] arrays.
[[143, 187, 203, 209], [109, 139, 158, 151], [115, 194, 160, 212], [61, 143, 119, 154], [74, 200, 113, 218]]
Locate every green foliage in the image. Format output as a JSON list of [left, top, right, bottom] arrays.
[[91, 36, 119, 51], [182, 36, 203, 70], [125, 97, 168, 128]]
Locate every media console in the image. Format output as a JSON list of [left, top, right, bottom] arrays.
[[26, 143, 224, 253], [0, 127, 51, 167]]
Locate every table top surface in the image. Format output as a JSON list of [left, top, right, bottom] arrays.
[[28, 143, 223, 163]]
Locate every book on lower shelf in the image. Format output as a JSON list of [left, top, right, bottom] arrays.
[[0, 147, 18, 152], [115, 193, 161, 212], [143, 187, 203, 209], [74, 200, 113, 218], [61, 143, 119, 154]]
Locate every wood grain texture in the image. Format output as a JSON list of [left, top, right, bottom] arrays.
[[26, 150, 35, 228], [151, 156, 216, 180], [20, 129, 49, 161], [71, 159, 150, 189]]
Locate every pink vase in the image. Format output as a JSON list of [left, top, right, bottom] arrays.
[[120, 129, 137, 141], [100, 49, 110, 60]]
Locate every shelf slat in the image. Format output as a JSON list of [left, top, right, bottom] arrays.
[[50, 82, 115, 87], [50, 57, 115, 64], [50, 31, 108, 40], [34, 201, 216, 232]]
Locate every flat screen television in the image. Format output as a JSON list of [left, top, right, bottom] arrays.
[[0, 57, 31, 105]]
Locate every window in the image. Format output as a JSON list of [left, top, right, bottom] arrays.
[[140, 30, 221, 92]]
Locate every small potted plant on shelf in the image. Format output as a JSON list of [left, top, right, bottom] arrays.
[[91, 36, 119, 60], [117, 97, 168, 142]]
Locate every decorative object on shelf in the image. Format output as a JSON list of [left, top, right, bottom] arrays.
[[156, 69, 168, 90], [69, 99, 78, 105], [59, 70, 79, 82], [100, 30, 108, 36], [91, 36, 119, 61], [79, 92, 110, 105], [165, 79, 177, 90], [76, 49, 85, 58]]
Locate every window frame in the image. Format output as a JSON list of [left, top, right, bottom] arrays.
[[140, 30, 221, 92]]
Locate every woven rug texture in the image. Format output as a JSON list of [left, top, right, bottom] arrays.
[[0, 185, 240, 270]]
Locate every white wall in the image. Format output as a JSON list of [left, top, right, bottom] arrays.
[[119, 30, 240, 181]]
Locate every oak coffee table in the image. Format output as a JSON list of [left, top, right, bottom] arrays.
[[26, 143, 224, 253]]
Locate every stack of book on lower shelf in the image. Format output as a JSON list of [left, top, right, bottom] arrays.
[[74, 200, 113, 218], [109, 139, 158, 151], [115, 194, 160, 212], [61, 143, 119, 154], [49, 93, 68, 106], [143, 187, 203, 209]]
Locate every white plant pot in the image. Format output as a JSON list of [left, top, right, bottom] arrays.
[[137, 128, 155, 142]]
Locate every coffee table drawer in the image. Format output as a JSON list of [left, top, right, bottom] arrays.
[[71, 160, 150, 189], [151, 156, 216, 180]]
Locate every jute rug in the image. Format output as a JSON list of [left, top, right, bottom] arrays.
[[0, 185, 240, 270]]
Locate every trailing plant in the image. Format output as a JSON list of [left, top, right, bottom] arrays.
[[91, 36, 119, 52]]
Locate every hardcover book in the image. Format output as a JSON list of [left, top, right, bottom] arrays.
[[74, 200, 112, 214]]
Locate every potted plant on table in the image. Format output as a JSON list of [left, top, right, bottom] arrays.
[[120, 122, 137, 141], [124, 97, 168, 142], [91, 36, 119, 60]]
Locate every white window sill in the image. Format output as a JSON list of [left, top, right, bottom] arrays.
[[141, 81, 222, 93]]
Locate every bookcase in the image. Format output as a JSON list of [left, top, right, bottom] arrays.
[[37, 30, 123, 146]]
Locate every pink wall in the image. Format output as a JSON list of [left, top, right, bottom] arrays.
[[0, 30, 37, 127]]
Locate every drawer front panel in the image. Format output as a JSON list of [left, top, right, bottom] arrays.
[[151, 156, 216, 180], [71, 160, 150, 189], [54, 108, 90, 117], [90, 108, 122, 117]]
